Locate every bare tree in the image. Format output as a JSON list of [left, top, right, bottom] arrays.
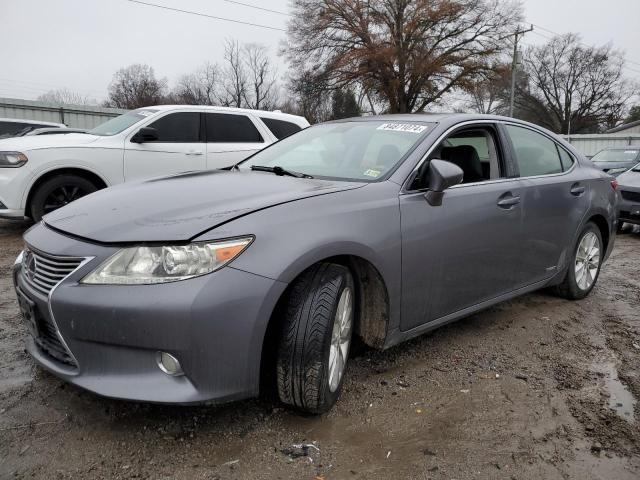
[[284, 0, 521, 113], [37, 88, 96, 106], [242, 44, 278, 110], [173, 63, 219, 105], [516, 34, 637, 133], [219, 39, 248, 108], [106, 64, 167, 109], [285, 70, 332, 123], [461, 64, 511, 114]]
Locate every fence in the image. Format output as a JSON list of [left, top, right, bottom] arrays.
[[0, 97, 128, 129], [561, 133, 640, 158]]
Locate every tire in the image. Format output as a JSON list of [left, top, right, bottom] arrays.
[[554, 222, 603, 300], [30, 174, 98, 221], [277, 263, 355, 414]]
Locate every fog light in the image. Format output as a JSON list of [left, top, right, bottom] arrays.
[[157, 351, 184, 376]]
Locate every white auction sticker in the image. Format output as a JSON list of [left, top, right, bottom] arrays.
[[377, 123, 428, 133]]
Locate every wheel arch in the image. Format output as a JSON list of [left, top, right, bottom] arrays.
[[586, 213, 610, 255], [258, 253, 391, 396], [25, 167, 109, 218]]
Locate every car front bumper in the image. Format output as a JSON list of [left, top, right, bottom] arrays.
[[14, 222, 287, 404], [619, 188, 640, 225], [0, 208, 26, 219]]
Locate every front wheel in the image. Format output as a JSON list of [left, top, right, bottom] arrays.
[[277, 263, 355, 414], [555, 222, 603, 300], [30, 174, 98, 221]]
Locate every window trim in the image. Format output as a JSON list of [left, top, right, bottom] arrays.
[[143, 111, 204, 143], [204, 112, 265, 144], [403, 120, 513, 193], [500, 121, 577, 179]]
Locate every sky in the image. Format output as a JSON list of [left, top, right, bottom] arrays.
[[0, 0, 638, 103]]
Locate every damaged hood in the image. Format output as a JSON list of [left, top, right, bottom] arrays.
[[44, 170, 364, 243]]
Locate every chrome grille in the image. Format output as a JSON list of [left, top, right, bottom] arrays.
[[620, 190, 640, 203], [23, 249, 84, 296]]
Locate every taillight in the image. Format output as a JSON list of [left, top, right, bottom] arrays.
[[611, 179, 618, 190]]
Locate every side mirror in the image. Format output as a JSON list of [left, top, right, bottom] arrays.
[[423, 159, 464, 206], [131, 127, 159, 143]]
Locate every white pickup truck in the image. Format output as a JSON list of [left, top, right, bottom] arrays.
[[0, 106, 309, 220]]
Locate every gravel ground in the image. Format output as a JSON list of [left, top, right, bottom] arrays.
[[0, 219, 639, 480]]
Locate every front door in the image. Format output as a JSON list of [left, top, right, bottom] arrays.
[[399, 124, 523, 331], [124, 111, 206, 181]]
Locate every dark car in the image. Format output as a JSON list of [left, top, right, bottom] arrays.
[[617, 162, 640, 228], [590, 147, 640, 176], [12, 114, 618, 413]]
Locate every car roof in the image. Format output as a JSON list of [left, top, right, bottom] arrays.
[[0, 117, 65, 127], [596, 146, 640, 151], [327, 112, 547, 126], [141, 105, 308, 124]]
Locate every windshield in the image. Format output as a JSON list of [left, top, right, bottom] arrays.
[[240, 120, 433, 181], [88, 109, 159, 136], [591, 149, 640, 163]]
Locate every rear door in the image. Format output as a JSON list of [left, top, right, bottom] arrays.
[[204, 112, 268, 169], [399, 122, 523, 331], [503, 123, 589, 286], [124, 111, 205, 181]]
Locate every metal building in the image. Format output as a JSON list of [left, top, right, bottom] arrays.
[[0, 97, 128, 129], [562, 133, 640, 158]]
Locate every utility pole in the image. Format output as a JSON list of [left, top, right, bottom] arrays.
[[509, 24, 534, 117]]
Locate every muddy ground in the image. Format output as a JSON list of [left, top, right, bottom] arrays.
[[0, 219, 639, 480]]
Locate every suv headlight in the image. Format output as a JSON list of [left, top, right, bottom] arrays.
[[0, 151, 28, 168], [81, 237, 253, 285]]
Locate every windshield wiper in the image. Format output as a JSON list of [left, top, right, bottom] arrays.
[[250, 165, 313, 179]]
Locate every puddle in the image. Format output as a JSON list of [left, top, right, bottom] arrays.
[[594, 361, 636, 423]]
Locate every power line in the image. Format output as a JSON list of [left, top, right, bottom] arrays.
[[527, 21, 640, 68], [220, 0, 291, 16], [125, 0, 287, 32]]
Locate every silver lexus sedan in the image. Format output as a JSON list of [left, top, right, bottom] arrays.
[[12, 114, 618, 413]]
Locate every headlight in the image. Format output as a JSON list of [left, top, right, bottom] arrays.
[[81, 237, 253, 285], [0, 151, 28, 168]]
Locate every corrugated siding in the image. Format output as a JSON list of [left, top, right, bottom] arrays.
[[0, 97, 128, 129], [561, 134, 640, 157]]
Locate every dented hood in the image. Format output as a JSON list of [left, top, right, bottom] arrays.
[[44, 170, 364, 243]]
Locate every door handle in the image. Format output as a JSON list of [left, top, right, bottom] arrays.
[[186, 150, 203, 156], [570, 183, 586, 196], [497, 194, 521, 209]]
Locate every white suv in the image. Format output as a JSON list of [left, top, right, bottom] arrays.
[[0, 106, 309, 220]]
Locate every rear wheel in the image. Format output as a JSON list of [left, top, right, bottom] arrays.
[[555, 222, 603, 300], [277, 263, 354, 414], [30, 174, 98, 221]]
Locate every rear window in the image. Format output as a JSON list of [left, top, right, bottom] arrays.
[[205, 113, 263, 143], [0, 121, 51, 138], [260, 117, 302, 140], [591, 149, 640, 163]]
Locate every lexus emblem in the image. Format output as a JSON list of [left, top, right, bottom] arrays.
[[23, 250, 37, 281]]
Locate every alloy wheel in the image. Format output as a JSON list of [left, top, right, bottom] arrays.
[[43, 185, 88, 214], [328, 286, 353, 392], [574, 231, 600, 290]]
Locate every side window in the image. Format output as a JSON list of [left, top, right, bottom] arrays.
[[206, 113, 263, 143], [147, 112, 200, 142], [506, 125, 563, 177], [557, 146, 575, 171], [260, 117, 301, 140], [418, 127, 503, 187]]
